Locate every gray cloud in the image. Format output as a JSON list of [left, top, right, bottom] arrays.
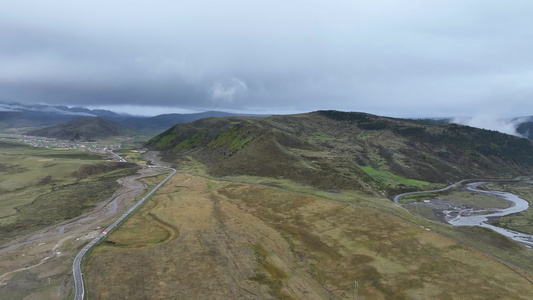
[[209, 78, 248, 103], [1, 0, 533, 118]]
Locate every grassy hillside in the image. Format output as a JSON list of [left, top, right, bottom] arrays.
[[85, 174, 533, 300], [148, 111, 533, 196], [26, 117, 138, 141]]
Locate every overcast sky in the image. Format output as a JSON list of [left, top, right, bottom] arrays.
[[1, 0, 533, 118]]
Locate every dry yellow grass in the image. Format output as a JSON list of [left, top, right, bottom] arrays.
[[85, 174, 533, 299]]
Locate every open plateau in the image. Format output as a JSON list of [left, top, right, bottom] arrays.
[[1, 109, 533, 299]]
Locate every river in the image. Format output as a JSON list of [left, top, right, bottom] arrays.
[[447, 182, 533, 248]]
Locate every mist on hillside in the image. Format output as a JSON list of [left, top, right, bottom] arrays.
[[451, 115, 529, 137]]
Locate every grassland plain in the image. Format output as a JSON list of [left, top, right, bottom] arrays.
[[0, 167, 165, 300], [396, 188, 507, 205], [1, 141, 103, 222], [85, 173, 533, 299], [432, 190, 510, 209], [114, 149, 151, 165], [0, 143, 165, 300], [0, 141, 140, 245], [403, 190, 510, 222]]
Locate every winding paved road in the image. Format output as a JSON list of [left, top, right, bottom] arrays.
[[393, 178, 518, 205], [73, 165, 176, 300], [394, 181, 462, 204]]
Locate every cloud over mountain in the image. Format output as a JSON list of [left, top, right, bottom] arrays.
[[1, 1, 533, 117]]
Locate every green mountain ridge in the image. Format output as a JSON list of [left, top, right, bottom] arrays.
[[148, 110, 533, 196], [26, 117, 138, 141]]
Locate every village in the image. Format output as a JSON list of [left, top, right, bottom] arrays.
[[0, 133, 121, 156]]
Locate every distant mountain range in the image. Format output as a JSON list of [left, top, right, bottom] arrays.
[[25, 117, 138, 142], [2, 102, 533, 142], [0, 102, 264, 134]]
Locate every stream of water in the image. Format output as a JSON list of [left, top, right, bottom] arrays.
[[447, 182, 533, 248]]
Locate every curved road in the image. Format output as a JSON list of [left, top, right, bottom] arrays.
[[73, 165, 176, 300], [393, 178, 518, 205], [393, 180, 468, 205]]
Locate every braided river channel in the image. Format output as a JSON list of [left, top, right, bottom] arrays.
[[447, 182, 533, 248]]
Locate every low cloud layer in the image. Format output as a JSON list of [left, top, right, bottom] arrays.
[[1, 1, 533, 117], [451, 116, 527, 137]]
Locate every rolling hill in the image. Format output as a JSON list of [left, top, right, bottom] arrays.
[[119, 111, 266, 133], [25, 117, 138, 141], [148, 110, 533, 196]]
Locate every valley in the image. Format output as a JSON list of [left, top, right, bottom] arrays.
[[399, 180, 533, 247], [0, 138, 168, 299], [4, 1, 533, 298], [1, 109, 533, 299]]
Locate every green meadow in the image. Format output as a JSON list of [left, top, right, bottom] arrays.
[[0, 140, 139, 245]]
